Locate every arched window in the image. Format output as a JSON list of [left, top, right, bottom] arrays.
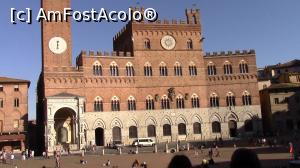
[[178, 123, 187, 135], [244, 120, 253, 132], [224, 61, 233, 75], [226, 92, 236, 107], [128, 96, 136, 111], [146, 95, 155, 110], [14, 98, 19, 108], [239, 60, 249, 74], [111, 96, 120, 111], [212, 121, 221, 133], [161, 95, 170, 109], [159, 62, 168, 76], [189, 62, 197, 76], [93, 61, 102, 76], [187, 39, 193, 50], [191, 94, 200, 108], [163, 124, 171, 136], [147, 125, 156, 137], [174, 62, 183, 76], [242, 91, 252, 106], [126, 62, 135, 76], [207, 62, 216, 76], [210, 93, 219, 107], [129, 126, 138, 138], [144, 62, 152, 76], [110, 62, 119, 76], [94, 96, 103, 112], [144, 39, 151, 49], [193, 122, 202, 134], [176, 95, 185, 109]]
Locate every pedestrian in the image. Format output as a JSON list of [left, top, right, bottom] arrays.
[[289, 142, 294, 160], [215, 146, 220, 157], [42, 151, 46, 159], [10, 152, 15, 165], [103, 159, 111, 167], [141, 161, 147, 168], [80, 156, 87, 164], [3, 151, 7, 164], [132, 159, 139, 168], [208, 148, 213, 159], [55, 152, 60, 168]]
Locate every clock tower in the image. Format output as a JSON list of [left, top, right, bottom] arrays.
[[41, 0, 72, 71]]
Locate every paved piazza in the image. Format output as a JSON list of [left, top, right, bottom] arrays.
[[0, 147, 291, 168]]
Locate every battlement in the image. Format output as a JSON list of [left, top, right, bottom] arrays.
[[113, 7, 201, 41], [113, 22, 131, 41], [204, 49, 255, 57], [80, 50, 133, 57]]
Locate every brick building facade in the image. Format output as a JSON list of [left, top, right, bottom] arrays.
[[36, 0, 262, 153], [0, 77, 30, 151]]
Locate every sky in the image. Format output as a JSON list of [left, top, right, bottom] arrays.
[[0, 0, 300, 120]]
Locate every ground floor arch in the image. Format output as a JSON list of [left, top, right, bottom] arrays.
[[54, 107, 76, 145], [95, 127, 104, 146], [228, 120, 237, 137], [112, 126, 122, 141]]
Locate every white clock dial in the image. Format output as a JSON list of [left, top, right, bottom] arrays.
[[161, 35, 176, 50], [48, 37, 67, 54]]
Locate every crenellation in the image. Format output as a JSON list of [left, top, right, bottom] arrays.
[[204, 50, 256, 57], [89, 51, 95, 56]]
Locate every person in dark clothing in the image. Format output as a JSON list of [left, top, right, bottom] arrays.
[[230, 148, 261, 168], [168, 155, 192, 168]]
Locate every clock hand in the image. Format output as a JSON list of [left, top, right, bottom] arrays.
[[56, 41, 60, 50]]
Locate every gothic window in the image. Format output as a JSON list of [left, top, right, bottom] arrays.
[[226, 92, 236, 107], [163, 124, 171, 136], [178, 123, 187, 135], [189, 62, 197, 76], [144, 62, 153, 76], [111, 96, 120, 111], [159, 62, 168, 76], [126, 62, 135, 76], [191, 94, 200, 108], [207, 62, 217, 76], [242, 91, 252, 106], [210, 93, 219, 107], [239, 60, 249, 74], [146, 95, 155, 110], [144, 39, 151, 49], [14, 98, 19, 108], [94, 96, 103, 112], [161, 95, 170, 109], [0, 85, 3, 92], [129, 126, 138, 138], [212, 121, 221, 133], [224, 61, 233, 75], [187, 39, 193, 50], [147, 125, 156, 137], [176, 94, 185, 109], [128, 96, 136, 111], [110, 62, 119, 76], [0, 98, 3, 108], [193, 122, 202, 134], [174, 62, 183, 76], [93, 61, 102, 76]]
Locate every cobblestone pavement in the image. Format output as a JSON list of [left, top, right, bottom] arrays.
[[0, 147, 291, 168]]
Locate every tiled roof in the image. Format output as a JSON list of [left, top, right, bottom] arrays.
[[0, 77, 30, 85], [266, 83, 300, 90]]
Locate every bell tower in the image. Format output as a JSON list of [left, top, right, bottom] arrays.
[[41, 0, 72, 71]]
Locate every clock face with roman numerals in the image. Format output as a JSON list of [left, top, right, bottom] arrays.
[[48, 37, 67, 54], [161, 35, 176, 50]]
